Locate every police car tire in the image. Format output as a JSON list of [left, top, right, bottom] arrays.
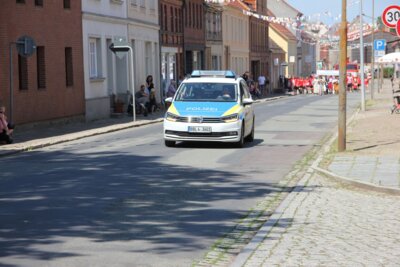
[[245, 117, 255, 142], [235, 125, 245, 148], [165, 140, 176, 147]]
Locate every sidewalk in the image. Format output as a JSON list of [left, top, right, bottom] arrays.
[[319, 79, 400, 192], [0, 94, 287, 158]]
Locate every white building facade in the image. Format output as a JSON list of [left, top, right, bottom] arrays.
[[82, 0, 129, 120], [222, 2, 250, 76], [128, 0, 160, 101]]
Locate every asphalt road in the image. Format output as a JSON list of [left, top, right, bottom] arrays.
[[0, 93, 359, 267]]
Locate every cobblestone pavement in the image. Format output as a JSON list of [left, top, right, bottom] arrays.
[[241, 173, 400, 267], [231, 80, 400, 267]]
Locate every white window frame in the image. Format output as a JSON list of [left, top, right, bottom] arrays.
[[89, 38, 98, 78]]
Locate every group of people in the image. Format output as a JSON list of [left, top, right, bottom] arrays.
[[128, 75, 158, 116], [281, 73, 370, 96], [242, 72, 270, 99]]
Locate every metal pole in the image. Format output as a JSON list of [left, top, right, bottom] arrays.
[[9, 43, 13, 124], [371, 0, 375, 99], [338, 0, 347, 152], [360, 0, 366, 111], [129, 47, 136, 122]]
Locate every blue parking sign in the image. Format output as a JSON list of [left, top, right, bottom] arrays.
[[374, 39, 386, 51]]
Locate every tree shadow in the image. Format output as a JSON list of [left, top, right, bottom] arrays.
[[0, 149, 291, 264]]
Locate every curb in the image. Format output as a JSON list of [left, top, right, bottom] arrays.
[[230, 104, 363, 266], [230, 169, 314, 267], [0, 118, 164, 158], [312, 166, 400, 196]]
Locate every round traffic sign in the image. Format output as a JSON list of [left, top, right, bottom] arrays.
[[382, 5, 400, 28]]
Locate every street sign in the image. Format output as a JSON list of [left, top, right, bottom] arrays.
[[374, 39, 386, 51], [16, 35, 36, 57], [111, 36, 128, 59], [382, 5, 400, 28], [374, 50, 385, 57]]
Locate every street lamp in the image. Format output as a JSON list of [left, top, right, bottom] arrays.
[[109, 43, 136, 122]]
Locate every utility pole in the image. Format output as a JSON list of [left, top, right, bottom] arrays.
[[371, 0, 375, 99], [360, 0, 366, 111], [338, 0, 348, 152]]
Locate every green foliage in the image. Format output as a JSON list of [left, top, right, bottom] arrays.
[[384, 67, 394, 78]]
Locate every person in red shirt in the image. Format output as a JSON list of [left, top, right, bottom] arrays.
[[346, 74, 353, 92]]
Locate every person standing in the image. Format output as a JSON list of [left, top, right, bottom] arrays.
[[258, 74, 266, 96], [166, 80, 177, 98]]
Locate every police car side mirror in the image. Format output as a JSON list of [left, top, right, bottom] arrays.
[[165, 97, 173, 103], [243, 98, 254, 106]]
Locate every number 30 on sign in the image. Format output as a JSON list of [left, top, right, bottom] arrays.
[[382, 5, 400, 28]]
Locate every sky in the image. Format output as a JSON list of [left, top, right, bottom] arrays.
[[286, 0, 399, 26]]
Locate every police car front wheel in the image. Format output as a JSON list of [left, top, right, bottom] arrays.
[[165, 140, 176, 147]]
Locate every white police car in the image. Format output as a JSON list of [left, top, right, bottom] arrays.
[[163, 70, 255, 148]]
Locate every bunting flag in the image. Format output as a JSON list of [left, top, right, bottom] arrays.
[[203, 0, 374, 47]]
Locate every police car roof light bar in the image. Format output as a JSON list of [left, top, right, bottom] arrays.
[[190, 70, 236, 79]]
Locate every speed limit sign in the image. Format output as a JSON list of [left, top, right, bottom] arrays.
[[382, 5, 400, 28]]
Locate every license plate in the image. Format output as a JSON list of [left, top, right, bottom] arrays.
[[188, 126, 212, 133]]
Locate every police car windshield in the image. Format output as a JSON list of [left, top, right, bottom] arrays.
[[175, 83, 237, 102]]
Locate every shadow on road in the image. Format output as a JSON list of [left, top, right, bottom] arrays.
[[0, 148, 302, 264]]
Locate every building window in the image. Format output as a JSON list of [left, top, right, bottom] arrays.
[[131, 0, 137, 6], [36, 46, 46, 89], [16, 0, 25, 4], [145, 42, 152, 76], [170, 7, 174, 32], [89, 38, 102, 78], [139, 0, 145, 8], [65, 47, 73, 87], [35, 0, 43, 6], [63, 0, 70, 9], [18, 55, 28, 90], [164, 5, 168, 31]]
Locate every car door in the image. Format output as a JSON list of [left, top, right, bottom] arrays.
[[240, 81, 253, 136]]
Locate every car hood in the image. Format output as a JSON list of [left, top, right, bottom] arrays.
[[171, 102, 240, 117]]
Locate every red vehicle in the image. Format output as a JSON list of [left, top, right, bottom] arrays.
[[333, 63, 359, 77]]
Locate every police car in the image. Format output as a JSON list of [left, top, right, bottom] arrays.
[[163, 70, 255, 148]]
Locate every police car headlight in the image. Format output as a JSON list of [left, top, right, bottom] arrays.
[[166, 112, 179, 122], [222, 113, 239, 123]]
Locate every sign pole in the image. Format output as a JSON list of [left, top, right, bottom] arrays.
[[338, 0, 347, 152], [371, 0, 374, 100]]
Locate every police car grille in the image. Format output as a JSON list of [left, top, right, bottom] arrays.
[[165, 130, 236, 137], [178, 117, 222, 123]]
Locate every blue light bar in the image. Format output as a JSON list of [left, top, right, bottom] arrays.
[[190, 70, 237, 78]]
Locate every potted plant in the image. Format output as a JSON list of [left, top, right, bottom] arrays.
[[114, 97, 124, 113]]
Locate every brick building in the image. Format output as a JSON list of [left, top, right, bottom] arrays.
[[244, 0, 269, 81], [183, 0, 206, 74], [160, 0, 184, 94], [205, 2, 223, 70], [0, 0, 85, 124]]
